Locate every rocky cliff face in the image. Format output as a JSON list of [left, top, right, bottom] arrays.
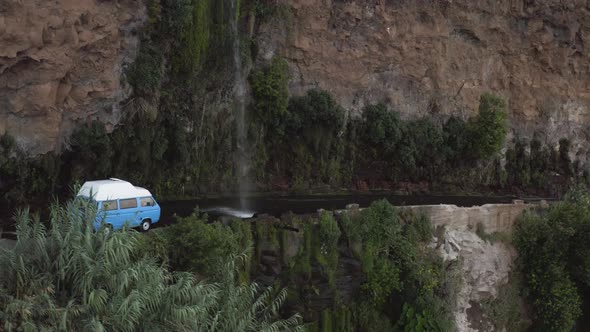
[[4, 0, 590, 157], [258, 0, 590, 151], [0, 0, 145, 154], [414, 203, 529, 331]]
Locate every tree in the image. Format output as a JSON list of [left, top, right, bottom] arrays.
[[513, 187, 590, 331], [287, 89, 345, 155], [505, 137, 530, 186], [0, 199, 303, 331], [442, 116, 469, 167], [529, 138, 550, 187], [402, 118, 444, 179], [340, 200, 455, 330], [0, 201, 213, 331], [362, 104, 403, 152], [164, 212, 243, 275], [208, 253, 303, 332], [468, 93, 508, 160], [250, 57, 290, 136], [67, 121, 114, 182]]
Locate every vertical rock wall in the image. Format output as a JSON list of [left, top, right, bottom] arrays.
[[0, 0, 145, 154], [258, 0, 590, 153]]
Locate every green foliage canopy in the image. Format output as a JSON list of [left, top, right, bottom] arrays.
[[250, 57, 290, 135], [0, 199, 304, 331], [513, 187, 590, 331], [340, 200, 455, 330], [164, 212, 244, 275], [468, 93, 508, 160], [362, 103, 403, 151]]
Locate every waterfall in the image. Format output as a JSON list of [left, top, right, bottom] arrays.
[[230, 0, 251, 210]]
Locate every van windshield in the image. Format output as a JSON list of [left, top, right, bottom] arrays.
[[140, 197, 155, 207]]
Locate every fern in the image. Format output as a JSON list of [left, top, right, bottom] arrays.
[[0, 200, 303, 331]]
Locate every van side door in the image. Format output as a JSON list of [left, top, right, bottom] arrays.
[[118, 198, 141, 228], [97, 200, 119, 229]]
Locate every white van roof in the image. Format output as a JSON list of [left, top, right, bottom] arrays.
[[77, 178, 153, 201]]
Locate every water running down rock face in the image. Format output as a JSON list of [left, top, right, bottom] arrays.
[[231, 0, 251, 210]]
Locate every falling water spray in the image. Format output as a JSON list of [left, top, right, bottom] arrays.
[[230, 0, 251, 210]]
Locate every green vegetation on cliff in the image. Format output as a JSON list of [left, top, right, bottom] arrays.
[[248, 70, 514, 192], [0, 199, 303, 331], [514, 187, 590, 331], [0, 0, 587, 204], [504, 136, 582, 194], [251, 57, 290, 136], [469, 93, 508, 160], [154, 200, 456, 331]]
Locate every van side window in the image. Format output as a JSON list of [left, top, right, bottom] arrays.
[[140, 197, 155, 207], [102, 200, 118, 211], [119, 198, 138, 209]]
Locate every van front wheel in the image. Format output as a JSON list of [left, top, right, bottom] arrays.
[[104, 224, 113, 235], [141, 219, 151, 232]]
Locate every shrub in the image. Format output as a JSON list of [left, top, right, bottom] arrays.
[[0, 200, 304, 331], [287, 89, 345, 132], [317, 212, 341, 286], [468, 93, 508, 159], [127, 45, 163, 94], [66, 121, 114, 182], [362, 257, 401, 306], [340, 200, 455, 328], [170, 0, 213, 74], [505, 137, 531, 187], [287, 89, 345, 154], [165, 0, 195, 36], [250, 57, 290, 135], [513, 187, 590, 330], [318, 212, 341, 249], [481, 273, 526, 332], [0, 134, 60, 203], [163, 212, 241, 275], [442, 116, 469, 166], [251, 0, 293, 22], [395, 303, 446, 332], [0, 201, 217, 331], [402, 210, 433, 243], [529, 138, 550, 187], [400, 118, 444, 179], [362, 104, 403, 151], [532, 270, 581, 332]]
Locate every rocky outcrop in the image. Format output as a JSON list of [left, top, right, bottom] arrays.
[[258, 0, 590, 152], [435, 228, 516, 332], [412, 203, 532, 331], [0, 0, 145, 154]]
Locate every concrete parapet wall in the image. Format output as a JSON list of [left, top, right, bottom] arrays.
[[404, 203, 530, 234]]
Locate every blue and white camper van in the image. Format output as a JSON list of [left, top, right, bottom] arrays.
[[76, 178, 161, 231]]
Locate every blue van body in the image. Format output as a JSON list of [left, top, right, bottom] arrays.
[[95, 196, 161, 231], [77, 179, 161, 231]]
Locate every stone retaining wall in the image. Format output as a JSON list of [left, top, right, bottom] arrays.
[[404, 202, 532, 234]]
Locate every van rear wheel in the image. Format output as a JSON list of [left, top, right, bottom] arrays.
[[141, 219, 151, 232]]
